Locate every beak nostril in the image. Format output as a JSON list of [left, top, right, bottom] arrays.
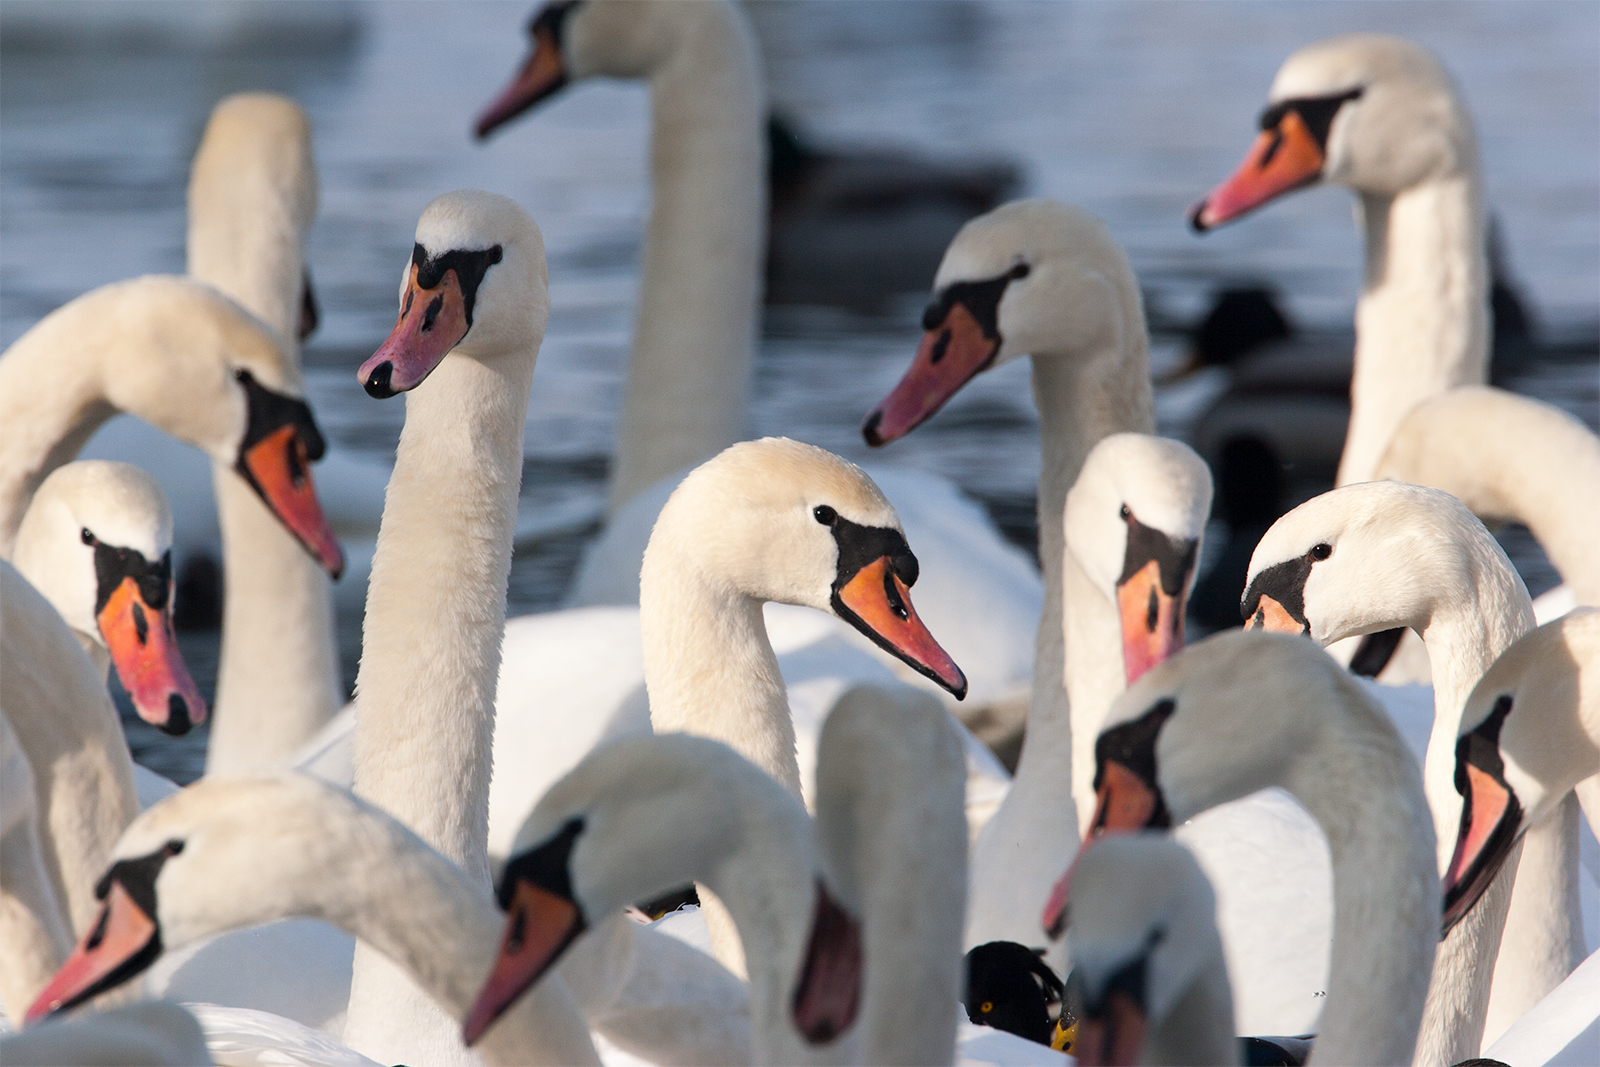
[[927, 329, 952, 365]]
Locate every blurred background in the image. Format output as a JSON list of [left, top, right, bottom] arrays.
[[3, 1, 1596, 780]]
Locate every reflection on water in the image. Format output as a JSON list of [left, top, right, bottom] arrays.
[[3, 1, 1596, 782]]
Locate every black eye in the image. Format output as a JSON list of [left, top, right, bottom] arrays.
[[233, 368, 248, 382], [1309, 543, 1332, 561], [81, 527, 95, 545], [813, 505, 837, 526], [163, 840, 185, 856], [1009, 262, 1030, 279], [1119, 504, 1131, 521]]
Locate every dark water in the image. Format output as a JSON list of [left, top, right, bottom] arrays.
[[3, 1, 1596, 782]]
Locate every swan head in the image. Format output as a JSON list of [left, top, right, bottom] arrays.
[[1066, 435, 1212, 685], [188, 93, 320, 342], [645, 437, 967, 698], [465, 733, 859, 1047], [1443, 610, 1600, 933], [359, 190, 547, 398], [1192, 33, 1474, 230], [24, 774, 389, 1025], [13, 462, 206, 734], [863, 199, 1139, 445], [1241, 481, 1521, 645], [1052, 834, 1227, 1067], [475, 1, 715, 138]]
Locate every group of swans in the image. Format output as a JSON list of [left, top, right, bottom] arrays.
[[6, 9, 1598, 1067]]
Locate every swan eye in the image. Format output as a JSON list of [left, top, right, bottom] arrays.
[[813, 505, 837, 526], [163, 840, 185, 857], [1009, 262, 1030, 280], [980, 1001, 993, 1014], [81, 527, 95, 545], [1119, 504, 1131, 521], [1309, 543, 1332, 561]]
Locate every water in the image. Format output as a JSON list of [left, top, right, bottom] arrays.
[[3, 1, 1596, 782]]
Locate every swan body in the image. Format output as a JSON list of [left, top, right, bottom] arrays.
[[0, 712, 72, 1026], [1060, 834, 1238, 1067], [0, 1002, 211, 1067], [1193, 33, 1487, 486], [1073, 630, 1438, 1066], [1244, 480, 1580, 1059]]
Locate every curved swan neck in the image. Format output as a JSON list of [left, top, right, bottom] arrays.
[[1341, 175, 1487, 485], [1147, 970, 1238, 1067], [351, 351, 536, 884], [610, 2, 765, 513], [640, 568, 800, 798], [1281, 705, 1437, 1066]]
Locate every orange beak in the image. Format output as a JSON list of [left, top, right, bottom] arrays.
[[791, 880, 862, 1046], [463, 879, 587, 1046], [25, 882, 159, 1024], [1190, 109, 1325, 232], [862, 301, 999, 446], [236, 423, 345, 578], [1245, 592, 1306, 635], [1443, 758, 1522, 934], [1073, 992, 1149, 1067], [1116, 560, 1184, 687], [475, 20, 570, 140], [832, 556, 967, 698], [359, 262, 472, 399], [97, 577, 206, 734]]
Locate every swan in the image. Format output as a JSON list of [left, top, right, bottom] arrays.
[[1062, 630, 1438, 1066], [22, 773, 603, 1067], [1191, 33, 1488, 488], [1242, 480, 1583, 1059], [185, 93, 352, 773], [0, 275, 344, 579], [1057, 834, 1238, 1067], [14, 461, 205, 735], [477, 0, 762, 516], [1441, 610, 1600, 1067], [474, 1, 1041, 722], [965, 431, 1210, 952], [468, 683, 974, 1066]]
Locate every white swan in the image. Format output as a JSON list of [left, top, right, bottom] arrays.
[[1058, 834, 1237, 1067], [966, 431, 1210, 951], [475, 1, 1041, 721], [14, 461, 205, 735], [470, 683, 976, 1066], [186, 93, 352, 772], [1243, 480, 1582, 1060], [1065, 630, 1438, 1066], [1191, 33, 1488, 487], [22, 773, 602, 1067], [0, 275, 344, 578]]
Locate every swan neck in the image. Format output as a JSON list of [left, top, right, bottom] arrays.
[[1341, 177, 1487, 484], [1282, 714, 1437, 1066], [640, 570, 799, 797], [609, 6, 766, 513], [0, 322, 115, 554], [351, 351, 535, 884], [1146, 967, 1237, 1067], [0, 819, 74, 1024]]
